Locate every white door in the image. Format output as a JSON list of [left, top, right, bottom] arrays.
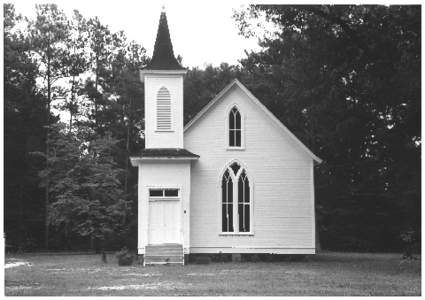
[[148, 199, 180, 244]]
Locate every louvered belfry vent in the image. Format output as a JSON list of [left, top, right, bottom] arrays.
[[156, 87, 172, 130]]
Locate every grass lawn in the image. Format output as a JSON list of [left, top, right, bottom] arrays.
[[5, 252, 420, 296]]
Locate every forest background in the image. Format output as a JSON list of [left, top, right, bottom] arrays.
[[4, 4, 421, 252]]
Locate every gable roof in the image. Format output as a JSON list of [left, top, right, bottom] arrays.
[[184, 79, 322, 163], [146, 10, 184, 70]]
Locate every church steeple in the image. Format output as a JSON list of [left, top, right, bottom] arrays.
[[140, 8, 187, 149], [147, 8, 183, 70]]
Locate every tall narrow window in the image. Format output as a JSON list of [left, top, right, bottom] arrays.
[[221, 170, 234, 232], [229, 107, 241, 147], [156, 87, 171, 130], [221, 161, 251, 233], [238, 170, 250, 232]]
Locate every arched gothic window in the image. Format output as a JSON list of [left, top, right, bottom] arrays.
[[156, 87, 171, 130], [229, 107, 241, 147], [221, 170, 233, 232], [221, 161, 251, 233]]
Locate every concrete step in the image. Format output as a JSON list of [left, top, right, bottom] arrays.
[[146, 244, 182, 250], [145, 248, 182, 252], [145, 247, 182, 252], [146, 252, 182, 256], [146, 245, 182, 253], [146, 246, 182, 251]]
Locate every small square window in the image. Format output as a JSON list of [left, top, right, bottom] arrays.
[[149, 188, 179, 198], [164, 189, 178, 197], [149, 189, 163, 197]]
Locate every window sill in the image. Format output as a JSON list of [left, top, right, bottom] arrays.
[[226, 147, 245, 151], [155, 130, 174, 133], [219, 232, 254, 236], [149, 197, 179, 201]]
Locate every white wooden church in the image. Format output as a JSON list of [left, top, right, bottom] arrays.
[[130, 9, 322, 265]]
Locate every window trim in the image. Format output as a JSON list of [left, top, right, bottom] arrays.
[[219, 160, 254, 235], [225, 104, 245, 150], [219, 232, 254, 236], [148, 188, 180, 201]]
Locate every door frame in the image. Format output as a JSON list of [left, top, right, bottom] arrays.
[[146, 185, 183, 245]]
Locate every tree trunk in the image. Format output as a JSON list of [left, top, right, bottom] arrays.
[[65, 223, 72, 250], [94, 56, 99, 130], [69, 75, 75, 134], [124, 127, 130, 194], [69, 113, 73, 134], [90, 235, 94, 251], [44, 54, 51, 250], [18, 184, 24, 250], [124, 96, 133, 195]]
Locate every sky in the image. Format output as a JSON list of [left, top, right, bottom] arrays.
[[12, 0, 263, 68]]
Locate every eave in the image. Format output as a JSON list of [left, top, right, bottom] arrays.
[[130, 156, 199, 166]]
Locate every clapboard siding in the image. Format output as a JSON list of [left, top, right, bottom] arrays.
[[144, 75, 184, 148], [184, 84, 315, 252], [137, 161, 191, 254]]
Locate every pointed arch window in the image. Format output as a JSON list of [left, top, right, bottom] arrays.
[[156, 87, 172, 130], [229, 107, 242, 147], [221, 170, 234, 232], [221, 161, 251, 233], [238, 170, 250, 232]]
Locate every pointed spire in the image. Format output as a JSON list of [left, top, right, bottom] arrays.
[[147, 9, 184, 70]]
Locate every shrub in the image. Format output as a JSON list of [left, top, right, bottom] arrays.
[[135, 255, 144, 265], [400, 230, 418, 260], [116, 247, 134, 266]]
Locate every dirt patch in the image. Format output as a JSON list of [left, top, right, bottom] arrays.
[[5, 261, 32, 269], [6, 285, 42, 291], [92, 281, 187, 291], [122, 272, 162, 277], [186, 272, 216, 276]]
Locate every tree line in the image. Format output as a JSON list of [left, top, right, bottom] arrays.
[[4, 4, 420, 252]]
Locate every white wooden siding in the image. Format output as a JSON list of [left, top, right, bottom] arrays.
[[144, 75, 184, 148], [184, 85, 315, 252], [137, 161, 191, 254]]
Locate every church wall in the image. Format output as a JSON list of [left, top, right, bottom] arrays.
[[184, 85, 316, 254]]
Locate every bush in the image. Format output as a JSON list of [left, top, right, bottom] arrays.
[[115, 247, 134, 266], [400, 230, 418, 260]]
